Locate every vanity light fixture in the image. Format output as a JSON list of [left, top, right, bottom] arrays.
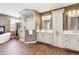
[[48, 15, 51, 18], [42, 15, 51, 20], [42, 16, 44, 20], [68, 9, 79, 16], [37, 26, 39, 30], [68, 11, 72, 16], [18, 9, 22, 11], [72, 10, 76, 14], [77, 9, 79, 13]]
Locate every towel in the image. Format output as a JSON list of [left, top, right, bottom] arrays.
[[28, 30, 33, 35]]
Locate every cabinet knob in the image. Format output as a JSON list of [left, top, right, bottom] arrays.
[[42, 34, 44, 37], [65, 35, 68, 37], [78, 40, 79, 42], [65, 40, 68, 41], [24, 27, 26, 29], [66, 45, 68, 47], [56, 33, 58, 36]]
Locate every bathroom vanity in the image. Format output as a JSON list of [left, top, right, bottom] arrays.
[[63, 31, 79, 51], [37, 30, 53, 45], [36, 11, 53, 45], [62, 9, 79, 51], [52, 8, 79, 51]]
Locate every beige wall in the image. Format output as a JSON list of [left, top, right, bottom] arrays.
[[35, 11, 41, 30], [0, 15, 10, 32]]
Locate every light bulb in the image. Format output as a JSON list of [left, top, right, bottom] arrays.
[[78, 9, 79, 13], [18, 9, 22, 11], [42, 16, 45, 20], [72, 10, 76, 14], [68, 11, 72, 16], [49, 15, 51, 18]]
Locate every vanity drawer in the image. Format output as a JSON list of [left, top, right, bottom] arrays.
[[63, 37, 70, 48], [63, 34, 72, 38]]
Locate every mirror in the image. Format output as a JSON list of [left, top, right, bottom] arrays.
[[68, 13, 79, 30], [42, 20, 50, 30], [42, 15, 51, 30]]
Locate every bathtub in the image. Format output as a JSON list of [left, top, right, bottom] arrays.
[[0, 33, 11, 44]]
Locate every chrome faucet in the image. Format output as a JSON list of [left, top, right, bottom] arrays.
[[76, 30, 77, 34]]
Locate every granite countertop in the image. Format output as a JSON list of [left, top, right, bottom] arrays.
[[36, 30, 53, 33], [63, 30, 79, 35]]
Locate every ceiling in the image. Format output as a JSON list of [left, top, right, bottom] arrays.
[[0, 3, 76, 17]]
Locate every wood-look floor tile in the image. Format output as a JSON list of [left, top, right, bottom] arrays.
[[0, 39, 79, 55]]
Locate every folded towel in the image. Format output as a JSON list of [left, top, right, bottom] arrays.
[[28, 30, 33, 35]]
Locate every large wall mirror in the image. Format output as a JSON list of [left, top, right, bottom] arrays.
[[63, 4, 79, 30], [42, 15, 51, 30], [68, 17, 79, 30], [66, 10, 79, 31]]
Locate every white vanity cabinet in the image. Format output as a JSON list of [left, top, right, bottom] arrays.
[[63, 34, 70, 49], [52, 9, 64, 48], [20, 31, 25, 41], [69, 35, 79, 51], [52, 32, 63, 48], [37, 31, 53, 44], [63, 34, 79, 52]]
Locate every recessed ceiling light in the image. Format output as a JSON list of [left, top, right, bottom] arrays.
[[18, 9, 22, 11]]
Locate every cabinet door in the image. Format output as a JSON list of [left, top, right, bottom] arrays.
[[55, 9, 63, 48], [37, 32, 43, 42], [37, 32, 40, 41], [70, 36, 79, 51], [53, 31, 58, 46], [70, 38, 77, 51], [52, 9, 64, 31], [57, 33, 63, 48], [76, 38, 79, 51], [37, 32, 52, 44], [40, 33, 44, 42], [45, 33, 53, 44], [63, 35, 70, 48], [20, 31, 25, 41], [45, 33, 49, 43], [48, 33, 53, 44]]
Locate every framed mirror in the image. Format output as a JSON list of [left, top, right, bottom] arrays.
[[42, 15, 51, 30], [68, 13, 79, 31]]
